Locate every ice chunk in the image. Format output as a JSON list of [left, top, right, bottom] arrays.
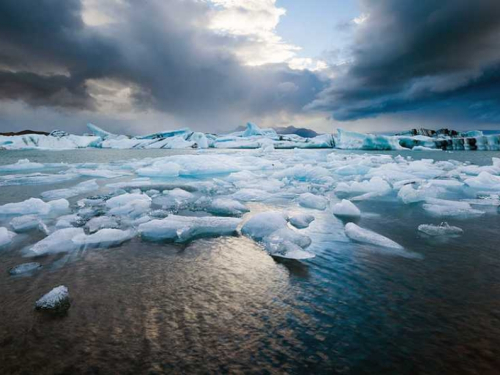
[[73, 229, 135, 248], [422, 201, 484, 218], [41, 179, 99, 200], [87, 123, 115, 139], [29, 228, 84, 255], [241, 212, 288, 241], [397, 183, 440, 204], [35, 286, 70, 312], [10, 215, 41, 232], [345, 223, 403, 249], [242, 122, 277, 137], [418, 222, 463, 236], [289, 214, 315, 229], [9, 262, 42, 275], [266, 241, 315, 260], [0, 172, 78, 186], [137, 128, 191, 140], [139, 215, 240, 242], [55, 214, 80, 229], [0, 227, 16, 247], [335, 177, 391, 195], [0, 198, 69, 216], [0, 159, 45, 172], [106, 193, 152, 218], [231, 189, 272, 202], [335, 128, 403, 150], [137, 162, 181, 178], [298, 193, 328, 210], [263, 227, 312, 250], [332, 199, 361, 218], [74, 168, 132, 179], [85, 216, 120, 233], [464, 172, 500, 191], [208, 198, 250, 216]]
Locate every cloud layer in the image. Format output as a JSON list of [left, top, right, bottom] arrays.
[[309, 0, 500, 124]]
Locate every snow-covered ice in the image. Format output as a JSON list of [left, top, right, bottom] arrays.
[[0, 198, 69, 216], [241, 212, 288, 241], [298, 193, 328, 210], [418, 222, 463, 236], [289, 214, 315, 229], [345, 223, 403, 250], [73, 229, 135, 248], [35, 286, 70, 312], [332, 200, 361, 218]]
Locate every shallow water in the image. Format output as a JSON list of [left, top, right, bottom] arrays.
[[1, 149, 500, 374]]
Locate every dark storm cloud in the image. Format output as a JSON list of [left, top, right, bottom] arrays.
[[0, 0, 324, 132], [308, 0, 500, 123]]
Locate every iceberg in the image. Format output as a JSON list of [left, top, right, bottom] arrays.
[[0, 227, 16, 247], [207, 198, 250, 216], [332, 199, 361, 218], [0, 159, 46, 172], [345, 223, 403, 250], [10, 215, 45, 232], [29, 228, 84, 255], [298, 193, 328, 210], [0, 198, 69, 216], [418, 222, 463, 236], [241, 212, 288, 241], [41, 179, 99, 200], [73, 229, 135, 248], [139, 215, 240, 242], [289, 214, 315, 229], [85, 216, 120, 233]]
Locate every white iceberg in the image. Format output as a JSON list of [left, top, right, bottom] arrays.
[[289, 214, 315, 229], [0, 227, 16, 247], [41, 179, 99, 200], [0, 198, 69, 216], [73, 229, 135, 248], [345, 223, 403, 249], [208, 198, 249, 216], [332, 199, 361, 218], [29, 228, 84, 255], [418, 222, 463, 236], [241, 212, 288, 241], [139, 215, 240, 242], [9, 262, 42, 275], [298, 193, 328, 210]]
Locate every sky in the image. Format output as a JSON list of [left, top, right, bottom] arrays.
[[1, 0, 500, 135]]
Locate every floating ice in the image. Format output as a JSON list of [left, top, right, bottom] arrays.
[[29, 228, 84, 255], [10, 215, 39, 232], [85, 216, 120, 233], [208, 198, 249, 216], [139, 215, 240, 242], [0, 198, 69, 216], [422, 198, 485, 218], [41, 179, 99, 200], [0, 159, 46, 172], [137, 161, 181, 178], [73, 229, 135, 248], [332, 199, 361, 218], [289, 214, 315, 229], [0, 172, 78, 186], [35, 286, 70, 312], [241, 212, 288, 241], [0, 227, 16, 247], [418, 222, 463, 236], [335, 177, 391, 196], [9, 262, 42, 275], [345, 223, 403, 250], [464, 172, 500, 191], [106, 193, 152, 218], [298, 193, 328, 210], [231, 189, 272, 202]]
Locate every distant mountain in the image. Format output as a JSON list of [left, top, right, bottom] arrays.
[[0, 130, 49, 136], [228, 125, 319, 138], [274, 126, 319, 138]]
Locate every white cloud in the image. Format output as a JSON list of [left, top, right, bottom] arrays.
[[208, 0, 327, 70]]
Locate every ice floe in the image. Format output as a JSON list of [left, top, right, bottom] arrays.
[[418, 222, 463, 236], [35, 286, 70, 312], [344, 223, 403, 250], [332, 199, 361, 218], [0, 227, 16, 247]]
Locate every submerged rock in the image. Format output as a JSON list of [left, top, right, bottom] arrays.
[[35, 286, 70, 313], [9, 262, 42, 275]]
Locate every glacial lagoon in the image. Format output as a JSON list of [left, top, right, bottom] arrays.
[[1, 148, 500, 374]]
